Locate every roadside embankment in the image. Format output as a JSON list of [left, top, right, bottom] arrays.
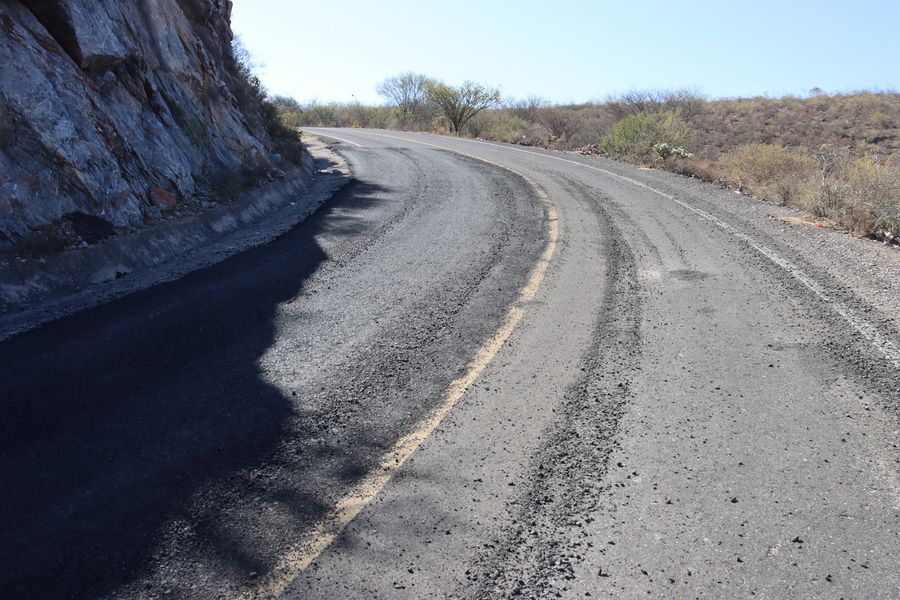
[[0, 138, 350, 341]]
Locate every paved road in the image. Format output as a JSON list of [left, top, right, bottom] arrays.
[[2, 129, 898, 599]]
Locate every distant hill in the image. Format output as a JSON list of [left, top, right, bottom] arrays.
[[688, 92, 899, 160]]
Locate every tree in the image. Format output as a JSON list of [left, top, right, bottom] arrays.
[[537, 107, 582, 143], [377, 72, 430, 126], [507, 95, 546, 123], [270, 95, 303, 113], [605, 88, 706, 120], [425, 81, 501, 134]]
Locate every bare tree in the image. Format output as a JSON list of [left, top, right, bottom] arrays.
[[377, 72, 430, 126], [606, 88, 706, 119], [306, 102, 337, 126], [426, 81, 501, 134], [270, 95, 302, 113], [537, 107, 582, 143], [507, 95, 546, 123]]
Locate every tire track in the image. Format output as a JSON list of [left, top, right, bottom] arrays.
[[468, 180, 643, 599]]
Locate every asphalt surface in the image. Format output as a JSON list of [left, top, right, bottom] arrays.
[[2, 128, 899, 599]]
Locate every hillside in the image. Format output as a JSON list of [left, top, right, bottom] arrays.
[[688, 93, 900, 160], [0, 0, 302, 253]]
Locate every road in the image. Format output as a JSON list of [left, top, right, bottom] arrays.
[[2, 128, 898, 599]]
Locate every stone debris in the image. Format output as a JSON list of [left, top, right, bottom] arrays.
[[571, 144, 608, 157]]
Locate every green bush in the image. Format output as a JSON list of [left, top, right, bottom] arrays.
[[599, 111, 694, 162], [653, 142, 693, 160]]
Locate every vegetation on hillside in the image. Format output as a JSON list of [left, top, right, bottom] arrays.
[[230, 39, 306, 167], [277, 76, 900, 242]]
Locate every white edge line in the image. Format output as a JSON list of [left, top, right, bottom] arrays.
[[304, 129, 363, 147]]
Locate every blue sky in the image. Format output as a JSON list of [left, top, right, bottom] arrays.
[[231, 0, 900, 104]]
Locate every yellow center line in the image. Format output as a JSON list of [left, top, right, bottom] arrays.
[[246, 131, 558, 599]]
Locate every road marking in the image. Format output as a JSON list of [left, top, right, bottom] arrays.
[[354, 130, 900, 370], [304, 130, 363, 147], [246, 132, 558, 599]]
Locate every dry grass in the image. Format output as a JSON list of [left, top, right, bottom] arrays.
[[811, 156, 900, 239], [686, 92, 900, 160], [772, 215, 829, 228], [719, 144, 818, 204], [669, 157, 723, 182]]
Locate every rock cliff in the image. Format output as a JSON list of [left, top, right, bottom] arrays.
[[0, 0, 291, 249]]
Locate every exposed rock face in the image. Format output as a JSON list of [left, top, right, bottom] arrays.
[[0, 0, 281, 248]]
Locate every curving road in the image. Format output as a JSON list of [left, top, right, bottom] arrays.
[[2, 128, 898, 599]]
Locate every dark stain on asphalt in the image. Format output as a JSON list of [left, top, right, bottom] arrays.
[[670, 269, 709, 281]]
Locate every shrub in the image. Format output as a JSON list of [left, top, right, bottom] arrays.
[[304, 103, 338, 126], [599, 111, 694, 162], [605, 88, 706, 120], [536, 107, 582, 145], [809, 156, 900, 239], [230, 38, 266, 115], [686, 92, 900, 161], [600, 112, 655, 160], [278, 110, 304, 129], [228, 39, 306, 166], [871, 111, 891, 128], [653, 142, 693, 160], [719, 143, 817, 205], [507, 96, 546, 123], [464, 111, 544, 145]]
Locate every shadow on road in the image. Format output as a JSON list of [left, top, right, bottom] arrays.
[[0, 177, 388, 597]]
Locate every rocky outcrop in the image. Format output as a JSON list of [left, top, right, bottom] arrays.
[[0, 0, 287, 248]]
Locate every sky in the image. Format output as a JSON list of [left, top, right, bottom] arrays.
[[231, 0, 900, 105]]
